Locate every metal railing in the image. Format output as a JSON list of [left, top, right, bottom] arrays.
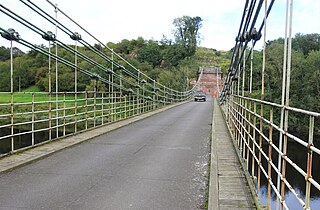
[[0, 1, 198, 156], [218, 0, 319, 209], [221, 95, 319, 209], [0, 89, 193, 156]]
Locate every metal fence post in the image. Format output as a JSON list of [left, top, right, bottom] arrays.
[[32, 93, 35, 146], [63, 92, 66, 136], [305, 116, 314, 209], [267, 108, 274, 208]]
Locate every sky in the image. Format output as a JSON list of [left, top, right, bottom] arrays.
[[0, 0, 319, 52]]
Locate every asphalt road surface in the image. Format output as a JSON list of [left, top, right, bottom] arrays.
[[0, 98, 213, 210]]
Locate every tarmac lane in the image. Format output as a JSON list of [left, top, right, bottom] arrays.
[[0, 98, 213, 210]]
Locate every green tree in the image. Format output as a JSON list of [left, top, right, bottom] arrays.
[[13, 56, 36, 91], [293, 33, 320, 56], [158, 69, 187, 91], [131, 37, 146, 49], [292, 50, 320, 112], [114, 39, 133, 54], [173, 16, 202, 57], [161, 44, 186, 67], [85, 79, 107, 92], [0, 61, 10, 91], [137, 40, 162, 68], [0, 46, 10, 61], [35, 66, 51, 91]]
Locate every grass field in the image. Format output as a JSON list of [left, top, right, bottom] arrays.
[[0, 91, 85, 104], [0, 86, 85, 103], [0, 86, 150, 126], [23, 86, 40, 92]]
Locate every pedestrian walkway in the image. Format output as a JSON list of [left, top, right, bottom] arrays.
[[209, 99, 258, 210]]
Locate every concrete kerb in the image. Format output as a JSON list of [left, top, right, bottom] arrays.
[[0, 100, 191, 174], [208, 99, 219, 210]]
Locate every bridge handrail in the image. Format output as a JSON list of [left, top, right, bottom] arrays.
[[237, 95, 320, 117], [222, 94, 320, 209]]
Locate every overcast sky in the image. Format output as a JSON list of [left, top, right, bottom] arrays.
[[1, 0, 319, 52]]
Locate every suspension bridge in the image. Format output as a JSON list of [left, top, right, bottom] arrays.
[[0, 0, 319, 209]]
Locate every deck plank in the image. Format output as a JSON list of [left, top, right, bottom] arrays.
[[210, 99, 256, 209]]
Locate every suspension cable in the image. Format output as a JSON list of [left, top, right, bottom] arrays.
[[219, 0, 276, 104]]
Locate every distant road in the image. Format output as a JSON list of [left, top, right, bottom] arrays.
[[0, 98, 213, 210]]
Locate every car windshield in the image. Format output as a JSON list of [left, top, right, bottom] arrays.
[[195, 91, 205, 95]]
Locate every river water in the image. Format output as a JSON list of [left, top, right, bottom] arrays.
[[0, 127, 66, 154], [257, 136, 320, 209], [260, 141, 320, 210]]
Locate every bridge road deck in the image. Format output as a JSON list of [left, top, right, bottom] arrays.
[[0, 99, 212, 209], [209, 99, 256, 210], [0, 98, 256, 209]]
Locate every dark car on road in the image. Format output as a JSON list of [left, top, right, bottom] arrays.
[[194, 90, 206, 102]]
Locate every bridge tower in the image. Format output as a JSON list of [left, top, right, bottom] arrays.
[[197, 66, 222, 95]]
